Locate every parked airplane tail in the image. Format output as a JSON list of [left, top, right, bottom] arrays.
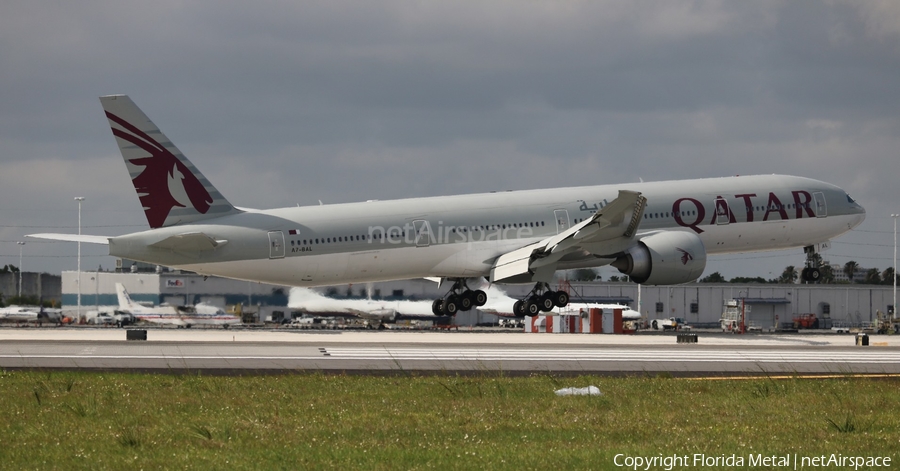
[[115, 283, 138, 311], [99, 95, 241, 229]]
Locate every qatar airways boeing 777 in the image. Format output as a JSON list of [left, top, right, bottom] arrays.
[[30, 95, 866, 317]]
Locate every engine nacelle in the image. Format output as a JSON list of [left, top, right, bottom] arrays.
[[611, 231, 707, 285]]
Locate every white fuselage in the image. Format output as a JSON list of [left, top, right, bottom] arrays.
[[115, 283, 241, 327], [0, 306, 40, 322], [123, 305, 241, 327], [110, 174, 865, 287]]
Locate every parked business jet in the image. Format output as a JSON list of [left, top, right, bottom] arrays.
[[0, 305, 63, 323], [30, 95, 865, 317], [0, 306, 40, 322], [114, 283, 241, 328]]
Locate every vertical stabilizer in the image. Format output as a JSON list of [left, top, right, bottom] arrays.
[[100, 95, 240, 228], [115, 283, 137, 311]]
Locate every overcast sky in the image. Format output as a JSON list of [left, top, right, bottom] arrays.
[[1, 0, 898, 282]]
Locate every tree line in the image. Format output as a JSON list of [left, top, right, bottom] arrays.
[[699, 262, 897, 285]]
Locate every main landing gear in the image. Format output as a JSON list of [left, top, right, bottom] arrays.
[[431, 279, 487, 316], [800, 245, 822, 283], [513, 283, 569, 318]]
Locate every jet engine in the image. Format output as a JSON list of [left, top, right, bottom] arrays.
[[611, 231, 707, 285]]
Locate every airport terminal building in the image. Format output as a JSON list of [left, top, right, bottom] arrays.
[[352, 279, 895, 329]]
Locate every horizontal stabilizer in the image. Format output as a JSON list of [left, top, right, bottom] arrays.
[[27, 233, 110, 245], [149, 232, 228, 252]]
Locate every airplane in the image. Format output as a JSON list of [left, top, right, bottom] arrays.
[[288, 284, 515, 321], [0, 306, 40, 322], [475, 287, 642, 320], [114, 283, 241, 328], [538, 304, 642, 321], [0, 305, 64, 323], [30, 95, 866, 318], [288, 285, 640, 321], [288, 287, 434, 322]]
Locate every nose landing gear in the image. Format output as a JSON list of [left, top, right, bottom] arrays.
[[801, 245, 823, 283]]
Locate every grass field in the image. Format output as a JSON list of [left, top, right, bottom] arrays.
[[0, 371, 897, 470]]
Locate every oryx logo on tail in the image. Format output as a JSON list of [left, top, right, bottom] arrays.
[[105, 111, 213, 228]]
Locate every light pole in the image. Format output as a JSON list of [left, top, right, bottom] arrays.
[[17, 241, 25, 298], [893, 214, 898, 321], [75, 197, 85, 319]]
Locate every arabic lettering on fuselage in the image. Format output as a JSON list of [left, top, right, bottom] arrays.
[[577, 190, 819, 234], [577, 199, 609, 213]]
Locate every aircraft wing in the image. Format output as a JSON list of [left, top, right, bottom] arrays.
[[27, 234, 110, 245], [490, 190, 647, 283]]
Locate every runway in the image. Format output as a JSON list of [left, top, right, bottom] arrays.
[[1, 328, 899, 376]]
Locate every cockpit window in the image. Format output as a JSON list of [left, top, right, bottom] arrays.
[[846, 194, 856, 204]]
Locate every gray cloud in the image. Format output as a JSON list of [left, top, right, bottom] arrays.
[[1, 0, 898, 278]]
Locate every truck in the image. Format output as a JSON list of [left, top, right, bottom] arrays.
[[792, 313, 819, 329], [288, 316, 335, 329], [875, 310, 900, 334], [650, 317, 686, 331], [86, 310, 135, 327]]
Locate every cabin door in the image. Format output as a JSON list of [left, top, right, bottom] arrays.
[[268, 231, 285, 259], [814, 192, 827, 218], [554, 210, 570, 234]]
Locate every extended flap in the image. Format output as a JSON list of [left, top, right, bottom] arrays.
[[490, 190, 646, 282]]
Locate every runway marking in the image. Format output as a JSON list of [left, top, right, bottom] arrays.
[[318, 348, 900, 363], [687, 373, 900, 381], [0, 355, 326, 360], [4, 348, 899, 364]]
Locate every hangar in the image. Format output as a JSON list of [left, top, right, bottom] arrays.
[[56, 269, 893, 329]]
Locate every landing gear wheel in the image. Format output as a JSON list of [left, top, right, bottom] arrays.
[[539, 293, 555, 312], [436, 279, 489, 314], [808, 268, 820, 282], [525, 299, 541, 317], [802, 244, 823, 284], [513, 300, 525, 318], [473, 290, 487, 307], [553, 291, 570, 308], [459, 291, 474, 311], [432, 299, 444, 316], [443, 295, 460, 316]]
